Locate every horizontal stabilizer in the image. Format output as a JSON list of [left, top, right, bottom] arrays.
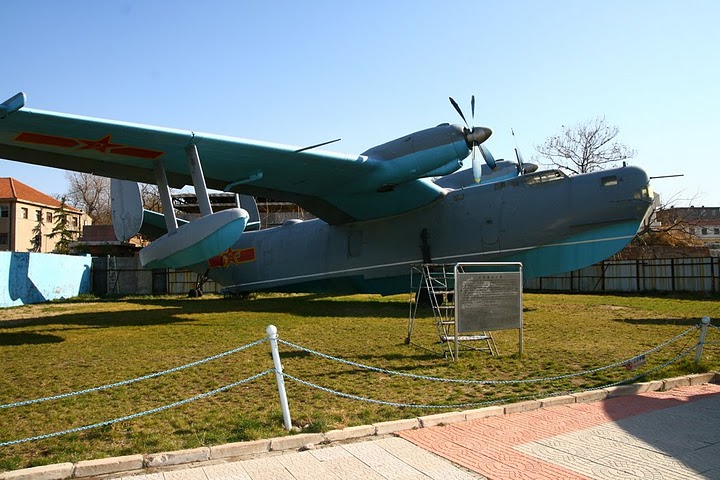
[[0, 92, 26, 119]]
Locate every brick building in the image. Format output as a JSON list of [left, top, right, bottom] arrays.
[[657, 206, 720, 247], [0, 177, 90, 252]]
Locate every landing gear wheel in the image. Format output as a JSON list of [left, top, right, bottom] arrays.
[[188, 269, 210, 298]]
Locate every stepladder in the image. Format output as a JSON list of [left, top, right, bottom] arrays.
[[408, 263, 497, 360]]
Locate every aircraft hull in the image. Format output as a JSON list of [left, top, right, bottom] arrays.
[[200, 166, 653, 295]]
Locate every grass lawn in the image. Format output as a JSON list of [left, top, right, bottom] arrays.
[[1, 291, 719, 471]]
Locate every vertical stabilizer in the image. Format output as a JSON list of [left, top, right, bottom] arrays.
[[110, 178, 143, 242]]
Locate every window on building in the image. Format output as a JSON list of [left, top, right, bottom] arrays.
[[690, 227, 696, 235], [0, 233, 7, 245], [702, 228, 708, 235], [21, 207, 28, 219], [714, 228, 720, 235], [35, 210, 42, 221], [46, 212, 53, 223], [72, 217, 78, 227], [0, 206, 8, 218]]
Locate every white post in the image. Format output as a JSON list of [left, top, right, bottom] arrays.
[[266, 325, 292, 430], [695, 316, 711, 364]]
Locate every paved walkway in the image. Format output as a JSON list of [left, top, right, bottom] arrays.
[[110, 382, 720, 480], [400, 383, 720, 479], [114, 437, 481, 479]]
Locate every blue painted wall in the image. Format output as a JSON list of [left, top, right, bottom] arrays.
[[0, 252, 92, 307]]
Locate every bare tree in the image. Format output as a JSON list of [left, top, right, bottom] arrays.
[[64, 172, 111, 224], [64, 172, 165, 224], [140, 183, 163, 212], [534, 116, 636, 175]]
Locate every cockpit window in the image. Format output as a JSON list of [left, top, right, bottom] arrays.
[[524, 170, 566, 186], [601, 175, 618, 186]]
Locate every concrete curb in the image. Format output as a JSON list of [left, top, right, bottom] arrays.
[[1, 372, 717, 480], [0, 464, 73, 480]]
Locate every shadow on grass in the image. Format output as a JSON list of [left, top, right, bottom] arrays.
[[279, 350, 312, 359], [0, 308, 197, 332], [0, 332, 64, 346], [355, 352, 441, 363], [126, 294, 411, 319]]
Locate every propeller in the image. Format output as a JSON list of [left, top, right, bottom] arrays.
[[449, 96, 494, 182], [511, 128, 537, 175], [512, 128, 525, 174]]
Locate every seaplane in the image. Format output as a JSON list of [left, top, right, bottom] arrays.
[[0, 92, 654, 295]]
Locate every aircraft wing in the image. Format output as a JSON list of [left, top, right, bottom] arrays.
[[0, 99, 446, 224]]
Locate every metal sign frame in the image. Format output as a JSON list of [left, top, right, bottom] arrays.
[[453, 262, 523, 358]]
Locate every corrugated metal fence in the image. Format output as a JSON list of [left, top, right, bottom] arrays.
[[165, 269, 222, 295], [525, 257, 720, 293], [91, 256, 222, 296]]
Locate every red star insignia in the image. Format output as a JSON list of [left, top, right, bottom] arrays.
[[77, 135, 122, 153]]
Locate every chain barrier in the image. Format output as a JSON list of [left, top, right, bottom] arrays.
[[585, 344, 698, 391], [0, 369, 273, 447], [278, 325, 699, 385], [1, 338, 267, 409], [2, 320, 712, 446], [282, 342, 702, 410], [282, 371, 513, 409]]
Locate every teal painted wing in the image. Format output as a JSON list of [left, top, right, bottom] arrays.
[[0, 106, 445, 224]]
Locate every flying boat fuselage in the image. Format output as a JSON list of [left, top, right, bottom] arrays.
[[205, 164, 653, 295]]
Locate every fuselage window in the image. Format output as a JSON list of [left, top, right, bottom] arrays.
[[601, 175, 618, 186], [634, 186, 652, 200], [525, 171, 565, 186]]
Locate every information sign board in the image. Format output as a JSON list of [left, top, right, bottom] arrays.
[[455, 270, 522, 333]]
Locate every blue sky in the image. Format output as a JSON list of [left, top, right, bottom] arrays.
[[1, 1, 718, 206]]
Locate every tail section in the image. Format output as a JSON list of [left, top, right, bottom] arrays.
[[110, 178, 143, 242]]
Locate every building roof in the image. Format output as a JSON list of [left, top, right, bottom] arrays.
[[0, 177, 81, 212]]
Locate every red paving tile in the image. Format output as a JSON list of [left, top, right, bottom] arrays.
[[399, 383, 720, 479]]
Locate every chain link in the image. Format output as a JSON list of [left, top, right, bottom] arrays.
[[278, 325, 699, 385], [1, 338, 266, 409], [0, 370, 273, 447], [281, 371, 510, 409], [282, 343, 699, 410]]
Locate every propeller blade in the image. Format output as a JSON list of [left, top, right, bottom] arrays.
[[479, 144, 497, 171], [511, 128, 524, 173], [514, 147, 525, 173], [449, 97, 469, 128], [472, 152, 483, 183], [471, 95, 475, 125]]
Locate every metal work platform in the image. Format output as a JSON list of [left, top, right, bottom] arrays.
[[407, 263, 498, 360]]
